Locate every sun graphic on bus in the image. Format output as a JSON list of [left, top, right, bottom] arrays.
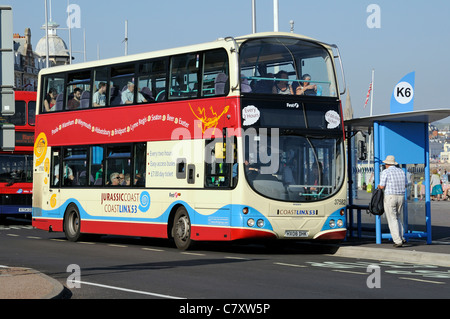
[[34, 132, 48, 167]]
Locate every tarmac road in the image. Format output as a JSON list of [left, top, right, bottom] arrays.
[[0, 200, 449, 299]]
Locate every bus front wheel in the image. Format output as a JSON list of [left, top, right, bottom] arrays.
[[172, 207, 193, 250], [64, 204, 82, 242]]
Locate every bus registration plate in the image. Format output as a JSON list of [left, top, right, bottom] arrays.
[[284, 230, 309, 238]]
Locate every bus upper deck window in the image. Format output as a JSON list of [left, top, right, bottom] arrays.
[[42, 75, 64, 112]]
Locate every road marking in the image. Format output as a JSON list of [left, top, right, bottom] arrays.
[[225, 256, 251, 260], [0, 225, 33, 230], [142, 248, 164, 252], [399, 277, 446, 285], [78, 241, 95, 245], [73, 280, 185, 299], [108, 244, 127, 248], [26, 236, 42, 239], [6, 234, 19, 237], [274, 262, 307, 268], [332, 269, 368, 275], [50, 239, 66, 242], [432, 241, 450, 245], [181, 252, 205, 256]]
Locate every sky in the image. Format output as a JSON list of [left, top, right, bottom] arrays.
[[5, 0, 450, 122]]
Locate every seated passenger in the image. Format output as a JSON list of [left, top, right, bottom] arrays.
[[109, 172, 120, 186], [123, 173, 131, 186], [44, 88, 58, 112], [121, 82, 147, 104], [272, 71, 293, 95], [295, 74, 317, 96], [93, 82, 107, 107], [67, 88, 82, 110]]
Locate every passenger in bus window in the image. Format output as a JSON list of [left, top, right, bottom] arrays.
[[67, 88, 82, 110], [134, 172, 144, 186], [123, 173, 131, 186], [54, 163, 74, 186], [272, 71, 293, 95], [295, 74, 317, 96], [44, 88, 58, 112], [93, 82, 107, 107], [122, 82, 147, 104], [109, 172, 121, 186]]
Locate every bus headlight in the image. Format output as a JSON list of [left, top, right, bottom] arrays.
[[257, 219, 264, 228], [247, 218, 255, 227], [337, 219, 344, 228], [329, 219, 336, 228]]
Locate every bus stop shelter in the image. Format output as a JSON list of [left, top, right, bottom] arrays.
[[345, 109, 450, 244]]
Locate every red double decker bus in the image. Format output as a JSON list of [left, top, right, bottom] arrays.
[[0, 91, 35, 221]]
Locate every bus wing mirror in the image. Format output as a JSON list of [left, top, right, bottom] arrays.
[[357, 140, 367, 161]]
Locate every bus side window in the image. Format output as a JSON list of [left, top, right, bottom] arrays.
[[66, 70, 91, 110], [133, 143, 146, 186], [91, 146, 104, 186], [62, 147, 88, 187], [169, 53, 199, 100], [105, 145, 131, 186], [202, 49, 229, 96], [92, 67, 109, 107], [110, 64, 136, 105], [42, 75, 64, 113], [51, 149, 61, 187], [137, 59, 167, 103]]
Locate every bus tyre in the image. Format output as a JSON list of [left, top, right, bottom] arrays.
[[64, 204, 82, 242], [172, 207, 193, 250]]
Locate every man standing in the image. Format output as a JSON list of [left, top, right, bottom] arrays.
[[378, 155, 407, 247]]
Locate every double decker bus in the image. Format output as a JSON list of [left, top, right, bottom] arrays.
[[32, 32, 347, 249], [0, 91, 35, 221]]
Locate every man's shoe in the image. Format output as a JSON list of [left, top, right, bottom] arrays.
[[393, 243, 403, 248]]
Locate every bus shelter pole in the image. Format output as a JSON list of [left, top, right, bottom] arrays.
[[373, 121, 382, 244], [424, 122, 432, 244]]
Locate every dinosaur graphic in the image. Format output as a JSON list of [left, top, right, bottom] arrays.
[[189, 103, 229, 134]]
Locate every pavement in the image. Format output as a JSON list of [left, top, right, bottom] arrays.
[[0, 266, 66, 299], [0, 198, 449, 299]]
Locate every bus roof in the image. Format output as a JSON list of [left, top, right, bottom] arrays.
[[37, 32, 332, 77]]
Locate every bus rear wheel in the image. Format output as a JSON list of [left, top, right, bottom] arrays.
[[172, 207, 193, 250], [64, 204, 82, 242]]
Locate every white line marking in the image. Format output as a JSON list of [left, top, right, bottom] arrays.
[[142, 248, 164, 252], [181, 252, 205, 256], [108, 244, 127, 248], [332, 269, 368, 275], [274, 262, 307, 268], [225, 256, 251, 260], [27, 236, 42, 239], [74, 281, 185, 299], [7, 234, 19, 237], [399, 277, 445, 285]]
